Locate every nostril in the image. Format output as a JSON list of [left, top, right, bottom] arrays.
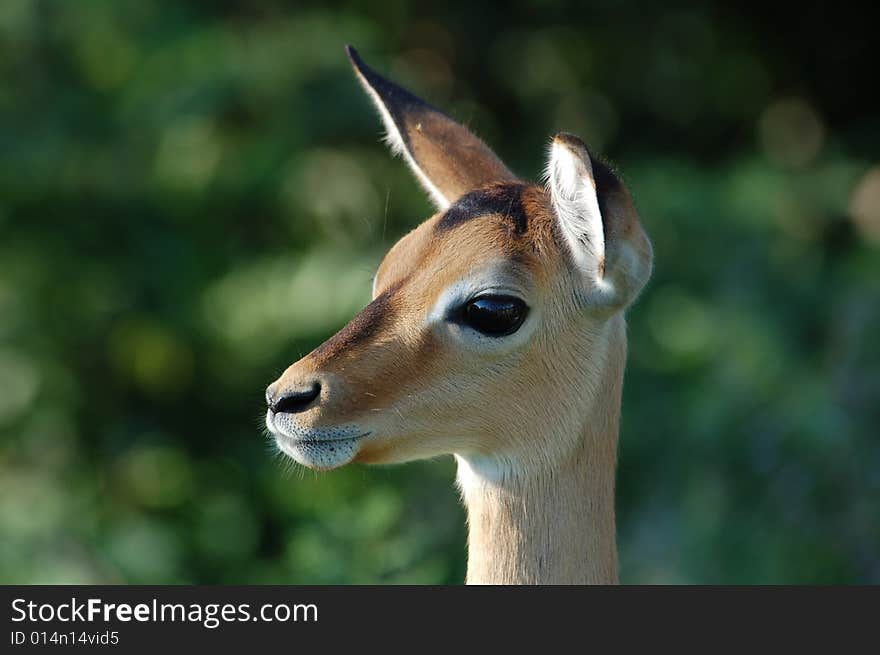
[[270, 382, 321, 414]]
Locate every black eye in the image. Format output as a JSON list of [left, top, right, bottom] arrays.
[[460, 295, 529, 337]]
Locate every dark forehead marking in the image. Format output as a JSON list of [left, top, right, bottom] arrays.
[[436, 183, 530, 235], [309, 280, 404, 364]]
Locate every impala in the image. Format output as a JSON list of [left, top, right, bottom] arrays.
[[265, 46, 653, 584]]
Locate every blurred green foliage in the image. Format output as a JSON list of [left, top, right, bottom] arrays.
[[1, 1, 877, 583]]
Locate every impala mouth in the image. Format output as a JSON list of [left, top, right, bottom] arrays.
[[279, 433, 371, 445], [266, 411, 371, 470]]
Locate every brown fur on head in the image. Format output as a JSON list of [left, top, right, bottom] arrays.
[[264, 47, 652, 474]]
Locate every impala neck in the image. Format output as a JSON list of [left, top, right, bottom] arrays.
[[456, 335, 623, 585]]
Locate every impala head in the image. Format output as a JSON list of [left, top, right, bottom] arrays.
[[265, 46, 652, 473]]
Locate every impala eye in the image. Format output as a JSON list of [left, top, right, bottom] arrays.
[[460, 295, 528, 337]]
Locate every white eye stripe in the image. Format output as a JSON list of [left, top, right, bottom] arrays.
[[428, 278, 522, 325], [427, 265, 538, 350]]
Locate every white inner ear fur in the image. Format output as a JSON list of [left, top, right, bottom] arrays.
[[546, 139, 612, 294], [351, 67, 450, 211]]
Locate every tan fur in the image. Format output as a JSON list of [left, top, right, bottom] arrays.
[[346, 46, 516, 207], [266, 49, 652, 584]]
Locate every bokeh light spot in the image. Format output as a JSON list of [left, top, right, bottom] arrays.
[[848, 166, 880, 244], [759, 98, 825, 169], [0, 349, 40, 424], [107, 319, 194, 396]]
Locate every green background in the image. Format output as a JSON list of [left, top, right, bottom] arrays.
[[1, 1, 878, 584]]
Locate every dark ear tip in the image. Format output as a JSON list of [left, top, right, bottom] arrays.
[[344, 46, 401, 104], [345, 44, 365, 73], [552, 132, 590, 154]]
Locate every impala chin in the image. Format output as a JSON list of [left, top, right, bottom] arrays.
[[266, 411, 370, 470]]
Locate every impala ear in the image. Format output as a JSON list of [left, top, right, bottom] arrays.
[[546, 133, 652, 309], [346, 45, 518, 209]]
